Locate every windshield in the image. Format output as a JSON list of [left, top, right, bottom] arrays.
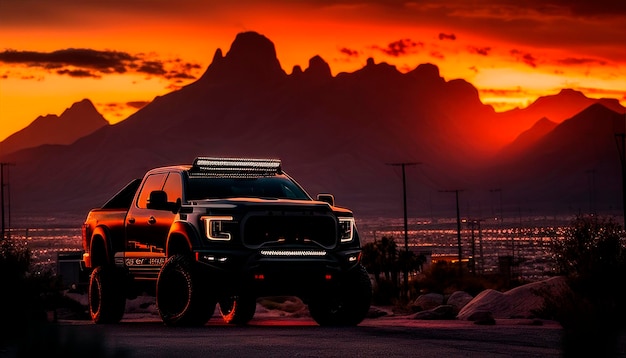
[[185, 176, 310, 201]]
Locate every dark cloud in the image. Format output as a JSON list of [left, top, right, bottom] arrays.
[[430, 51, 445, 60], [438, 33, 456, 41], [510, 49, 537, 68], [479, 88, 524, 96], [375, 39, 422, 57], [542, 0, 626, 16], [556, 57, 606, 66], [56, 68, 100, 78], [468, 46, 491, 56], [340, 47, 359, 57], [126, 101, 150, 109], [137, 61, 167, 76], [0, 48, 200, 82], [572, 86, 626, 98], [0, 48, 133, 73]]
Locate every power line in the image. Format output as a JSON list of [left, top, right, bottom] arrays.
[[387, 162, 420, 300]]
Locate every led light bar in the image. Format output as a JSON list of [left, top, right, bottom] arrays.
[[191, 157, 282, 178], [260, 250, 327, 257]]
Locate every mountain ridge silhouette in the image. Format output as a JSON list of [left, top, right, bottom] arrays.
[[1, 31, 624, 224]]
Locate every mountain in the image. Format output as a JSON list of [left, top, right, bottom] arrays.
[[0, 31, 624, 225], [490, 89, 625, 149], [486, 104, 624, 214], [496, 117, 558, 160], [0, 99, 109, 155]]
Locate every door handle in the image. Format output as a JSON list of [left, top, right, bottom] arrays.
[[148, 216, 157, 225], [128, 217, 135, 224]]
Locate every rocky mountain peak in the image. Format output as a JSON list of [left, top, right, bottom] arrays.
[[199, 31, 286, 84], [304, 55, 332, 79], [0, 98, 108, 155]]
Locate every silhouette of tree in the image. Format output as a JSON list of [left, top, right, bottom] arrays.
[[362, 236, 426, 301], [362, 237, 398, 286], [546, 215, 626, 357]]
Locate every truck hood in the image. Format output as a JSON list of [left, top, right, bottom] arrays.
[[185, 197, 352, 215]]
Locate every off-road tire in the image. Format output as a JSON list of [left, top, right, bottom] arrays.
[[308, 264, 372, 326], [156, 254, 215, 326], [219, 295, 257, 325], [89, 266, 127, 324]]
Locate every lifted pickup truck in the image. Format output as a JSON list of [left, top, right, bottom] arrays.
[[82, 157, 371, 326]]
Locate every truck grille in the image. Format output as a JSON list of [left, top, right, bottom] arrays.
[[242, 214, 337, 249]]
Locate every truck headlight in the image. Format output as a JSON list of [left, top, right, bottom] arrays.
[[202, 216, 233, 241], [339, 217, 355, 243]]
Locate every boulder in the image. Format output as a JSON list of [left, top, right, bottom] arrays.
[[412, 293, 444, 311], [413, 305, 456, 320], [457, 276, 570, 320], [446, 291, 473, 313]]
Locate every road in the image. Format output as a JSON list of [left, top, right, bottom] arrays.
[[37, 315, 568, 357]]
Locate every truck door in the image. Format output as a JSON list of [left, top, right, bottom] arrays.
[[126, 172, 173, 251]]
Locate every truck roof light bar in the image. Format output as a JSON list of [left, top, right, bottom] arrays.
[[191, 157, 282, 177]]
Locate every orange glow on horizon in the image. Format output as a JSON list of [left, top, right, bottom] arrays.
[[1, 1, 625, 142]]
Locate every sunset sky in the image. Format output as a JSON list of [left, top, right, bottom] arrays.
[[1, 0, 625, 142]]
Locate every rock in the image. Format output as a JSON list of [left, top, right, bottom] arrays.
[[446, 291, 473, 313], [412, 293, 444, 311], [457, 276, 570, 320], [413, 305, 456, 320], [367, 306, 390, 318]]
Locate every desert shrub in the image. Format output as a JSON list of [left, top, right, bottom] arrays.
[[417, 261, 499, 296], [541, 215, 626, 357], [0, 238, 125, 356], [371, 278, 398, 305], [0, 240, 42, 328]]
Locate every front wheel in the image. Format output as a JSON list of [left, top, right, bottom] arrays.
[[219, 295, 257, 325], [88, 266, 126, 324], [308, 265, 372, 326], [156, 254, 215, 326]]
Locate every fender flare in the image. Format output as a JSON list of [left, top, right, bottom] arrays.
[[89, 225, 115, 266], [166, 221, 199, 257]]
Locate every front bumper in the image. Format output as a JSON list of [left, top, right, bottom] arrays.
[[194, 247, 362, 298]]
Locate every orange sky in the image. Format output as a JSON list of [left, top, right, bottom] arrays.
[[1, 0, 625, 142]]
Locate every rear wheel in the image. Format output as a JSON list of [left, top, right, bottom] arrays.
[[308, 265, 372, 326], [156, 254, 215, 326], [219, 295, 257, 325], [88, 266, 126, 324]]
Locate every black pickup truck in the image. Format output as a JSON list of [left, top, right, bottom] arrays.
[[81, 157, 371, 326]]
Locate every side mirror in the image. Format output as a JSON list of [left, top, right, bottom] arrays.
[[147, 190, 168, 210], [317, 193, 335, 206], [148, 191, 181, 213]]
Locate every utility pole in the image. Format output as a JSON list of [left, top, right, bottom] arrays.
[[616, 116, 626, 228], [441, 189, 463, 274], [387, 162, 420, 300], [0, 162, 15, 240]]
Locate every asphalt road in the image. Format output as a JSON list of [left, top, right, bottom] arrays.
[[24, 315, 571, 358]]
